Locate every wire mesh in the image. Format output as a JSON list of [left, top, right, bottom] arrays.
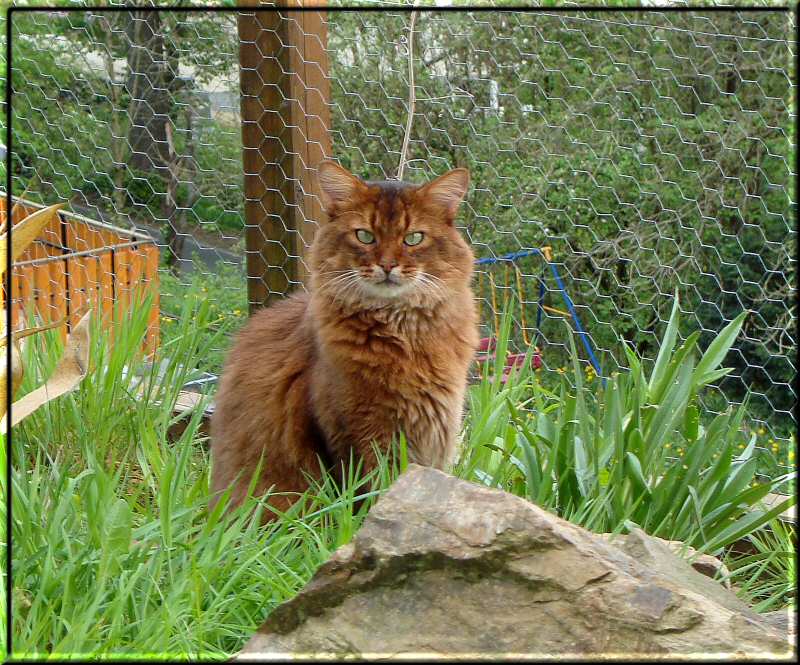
[[2, 7, 795, 474]]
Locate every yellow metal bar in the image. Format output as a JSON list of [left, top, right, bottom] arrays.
[[477, 270, 483, 324], [489, 272, 499, 340], [542, 304, 570, 318]]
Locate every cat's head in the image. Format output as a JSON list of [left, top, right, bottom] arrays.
[[309, 161, 474, 308]]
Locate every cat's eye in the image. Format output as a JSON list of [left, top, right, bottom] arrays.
[[404, 232, 424, 246], [355, 229, 375, 244]]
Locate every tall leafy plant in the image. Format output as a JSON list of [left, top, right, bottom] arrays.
[[460, 294, 795, 554]]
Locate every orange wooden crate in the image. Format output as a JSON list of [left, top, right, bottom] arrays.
[[1, 194, 160, 353]]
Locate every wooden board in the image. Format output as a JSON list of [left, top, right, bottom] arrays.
[[143, 244, 161, 355], [109, 245, 160, 353], [237, 0, 331, 311], [66, 218, 111, 253]]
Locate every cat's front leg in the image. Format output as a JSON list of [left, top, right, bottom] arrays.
[[400, 396, 464, 471]]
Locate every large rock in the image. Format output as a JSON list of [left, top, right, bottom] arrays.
[[237, 465, 794, 660], [762, 609, 796, 643], [599, 532, 732, 589]]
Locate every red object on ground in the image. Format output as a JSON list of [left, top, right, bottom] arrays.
[[505, 353, 527, 367], [474, 338, 542, 383]]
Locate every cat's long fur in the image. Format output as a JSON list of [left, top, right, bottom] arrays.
[[210, 162, 479, 514]]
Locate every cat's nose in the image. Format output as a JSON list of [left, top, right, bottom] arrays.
[[380, 260, 398, 274]]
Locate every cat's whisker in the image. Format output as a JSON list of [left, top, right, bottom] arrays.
[[319, 270, 360, 292], [415, 272, 447, 300], [420, 271, 447, 288], [323, 272, 363, 304], [318, 269, 352, 276]]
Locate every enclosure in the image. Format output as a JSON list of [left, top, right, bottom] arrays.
[[1, 3, 796, 659], [1, 194, 160, 350]]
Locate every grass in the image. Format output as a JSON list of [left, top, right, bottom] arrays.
[[721, 519, 796, 613], [1, 286, 796, 658], [2, 286, 407, 659], [158, 262, 248, 374]]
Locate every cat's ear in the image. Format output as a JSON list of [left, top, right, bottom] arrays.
[[418, 168, 470, 219], [317, 161, 367, 213]]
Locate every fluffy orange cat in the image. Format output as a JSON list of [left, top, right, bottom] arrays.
[[210, 161, 479, 515]]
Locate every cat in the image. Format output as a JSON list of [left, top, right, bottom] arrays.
[[209, 161, 479, 517]]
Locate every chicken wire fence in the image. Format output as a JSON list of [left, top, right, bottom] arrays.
[[3, 8, 795, 473]]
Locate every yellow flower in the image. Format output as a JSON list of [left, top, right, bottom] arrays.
[[233, 309, 242, 316], [664, 443, 671, 449], [738, 444, 745, 449], [758, 428, 766, 435], [789, 451, 795, 461], [556, 367, 565, 375]]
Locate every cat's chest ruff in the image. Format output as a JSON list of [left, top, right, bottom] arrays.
[[325, 309, 441, 363]]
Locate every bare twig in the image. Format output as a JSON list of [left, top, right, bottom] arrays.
[[397, 3, 420, 182]]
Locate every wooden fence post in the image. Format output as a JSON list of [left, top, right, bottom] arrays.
[[237, 1, 332, 311]]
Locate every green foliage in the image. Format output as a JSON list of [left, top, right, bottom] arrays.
[[158, 261, 249, 373], [7, 10, 243, 233], [2, 11, 795, 655], [721, 519, 796, 613], [458, 296, 795, 554]]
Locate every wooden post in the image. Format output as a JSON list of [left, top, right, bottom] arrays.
[[238, 1, 332, 311]]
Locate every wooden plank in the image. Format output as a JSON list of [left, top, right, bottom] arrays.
[[128, 247, 150, 324], [11, 265, 30, 328], [237, 0, 331, 311], [68, 255, 89, 329], [143, 244, 160, 355], [81, 254, 101, 323], [298, 7, 332, 273], [98, 251, 115, 327], [40, 208, 64, 251], [67, 219, 108, 253], [125, 245, 149, 349], [33, 260, 52, 322], [12, 264, 52, 329], [17, 240, 48, 263], [113, 248, 132, 323], [48, 259, 68, 330]]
